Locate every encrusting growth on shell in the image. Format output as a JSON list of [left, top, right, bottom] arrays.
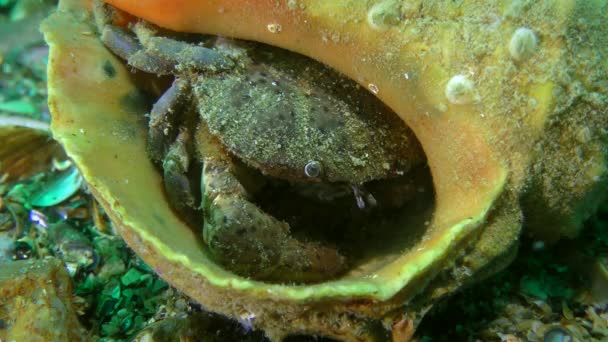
[[445, 74, 476, 105], [366, 0, 402, 31], [509, 27, 538, 61]]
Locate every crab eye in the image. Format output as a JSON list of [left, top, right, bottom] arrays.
[[304, 160, 322, 178]]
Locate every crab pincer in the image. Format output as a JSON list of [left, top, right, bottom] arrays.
[[200, 143, 347, 282]]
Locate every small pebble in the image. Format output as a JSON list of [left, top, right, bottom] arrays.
[[543, 327, 572, 342]]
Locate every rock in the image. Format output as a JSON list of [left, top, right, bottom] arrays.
[[0, 257, 88, 341]]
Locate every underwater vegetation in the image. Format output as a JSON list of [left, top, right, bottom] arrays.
[[0, 0, 606, 341]]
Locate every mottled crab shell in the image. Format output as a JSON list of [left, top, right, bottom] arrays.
[[43, 0, 607, 340]]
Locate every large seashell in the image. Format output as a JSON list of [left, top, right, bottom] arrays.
[[42, 0, 608, 340]]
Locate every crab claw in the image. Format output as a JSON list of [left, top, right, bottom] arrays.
[[201, 154, 346, 283]]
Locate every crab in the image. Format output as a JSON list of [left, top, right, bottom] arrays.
[[96, 16, 425, 282]]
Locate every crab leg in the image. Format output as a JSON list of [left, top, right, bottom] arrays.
[[147, 78, 190, 162], [132, 23, 234, 72], [200, 149, 346, 283], [100, 25, 139, 60], [162, 128, 198, 224], [101, 25, 174, 74], [102, 22, 233, 74]]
